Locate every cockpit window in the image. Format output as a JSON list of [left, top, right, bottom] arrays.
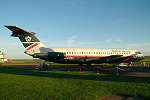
[[135, 52, 141, 54]]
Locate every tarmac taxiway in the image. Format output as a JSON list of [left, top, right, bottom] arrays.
[[3, 64, 150, 77]]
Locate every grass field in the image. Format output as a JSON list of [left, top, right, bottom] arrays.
[[142, 59, 150, 62], [0, 66, 150, 100]]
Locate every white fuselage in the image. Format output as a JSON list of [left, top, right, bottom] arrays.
[[26, 47, 143, 58]]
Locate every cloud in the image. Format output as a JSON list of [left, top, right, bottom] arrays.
[[106, 39, 111, 43], [67, 35, 77, 45], [115, 38, 122, 42], [80, 42, 101, 45]]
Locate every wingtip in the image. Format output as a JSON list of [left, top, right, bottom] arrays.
[[4, 25, 7, 27]]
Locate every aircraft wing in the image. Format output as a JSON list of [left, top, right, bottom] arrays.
[[5, 26, 35, 37], [85, 55, 123, 63]]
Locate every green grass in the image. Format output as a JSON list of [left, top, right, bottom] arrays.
[[142, 59, 150, 62], [0, 66, 150, 100]]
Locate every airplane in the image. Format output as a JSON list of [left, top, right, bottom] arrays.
[[5, 26, 144, 67]]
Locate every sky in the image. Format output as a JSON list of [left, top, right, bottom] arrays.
[[0, 0, 150, 59]]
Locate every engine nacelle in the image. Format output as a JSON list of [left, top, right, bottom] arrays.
[[33, 52, 66, 59]]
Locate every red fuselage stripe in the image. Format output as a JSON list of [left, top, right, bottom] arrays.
[[67, 56, 102, 57], [66, 56, 127, 58], [123, 56, 131, 61], [26, 43, 40, 51]]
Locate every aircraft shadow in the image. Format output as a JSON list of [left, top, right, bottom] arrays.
[[0, 66, 150, 83]]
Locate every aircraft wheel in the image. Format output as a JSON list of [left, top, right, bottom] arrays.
[[78, 64, 83, 68], [86, 63, 92, 68]]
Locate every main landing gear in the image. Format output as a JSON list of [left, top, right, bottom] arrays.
[[36, 61, 49, 70], [78, 63, 83, 68], [86, 63, 92, 68], [78, 63, 92, 68]]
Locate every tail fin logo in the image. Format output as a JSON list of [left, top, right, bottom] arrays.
[[26, 43, 40, 51], [25, 36, 32, 42]]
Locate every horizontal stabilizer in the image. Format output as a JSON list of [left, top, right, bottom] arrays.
[[5, 25, 45, 51], [5, 26, 36, 37]]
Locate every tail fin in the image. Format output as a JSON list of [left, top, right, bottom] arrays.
[[5, 26, 45, 51]]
